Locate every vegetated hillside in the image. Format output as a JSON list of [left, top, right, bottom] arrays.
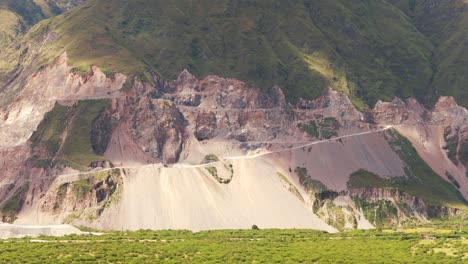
[[0, 0, 468, 107], [0, 0, 45, 27], [0, 0, 86, 28], [388, 0, 468, 108], [1, 0, 466, 108], [0, 8, 20, 41], [33, 0, 89, 15], [0, 0, 86, 49]]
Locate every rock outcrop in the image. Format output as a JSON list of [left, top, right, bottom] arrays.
[[0, 54, 466, 231], [370, 95, 468, 199], [0, 53, 126, 148]]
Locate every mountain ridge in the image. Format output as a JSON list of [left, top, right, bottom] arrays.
[[0, 0, 466, 108]]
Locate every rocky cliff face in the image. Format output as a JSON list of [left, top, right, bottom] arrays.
[[100, 71, 361, 166], [0, 53, 126, 148], [371, 95, 468, 199], [348, 188, 463, 223], [101, 81, 188, 164], [0, 55, 466, 230], [39, 169, 122, 223], [303, 186, 464, 231], [433, 97, 468, 169]]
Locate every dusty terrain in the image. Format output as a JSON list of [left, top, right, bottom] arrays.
[[0, 55, 466, 232]]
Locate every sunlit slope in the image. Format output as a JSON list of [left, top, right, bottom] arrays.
[[8, 0, 437, 107], [0, 9, 20, 40], [0, 0, 85, 25], [1, 0, 466, 107]]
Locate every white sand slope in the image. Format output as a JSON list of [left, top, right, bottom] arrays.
[[0, 223, 83, 239], [99, 158, 337, 233], [15, 128, 405, 233]]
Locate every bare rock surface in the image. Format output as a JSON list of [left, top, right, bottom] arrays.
[[0, 53, 126, 147], [0, 55, 466, 232]]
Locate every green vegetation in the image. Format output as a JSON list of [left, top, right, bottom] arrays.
[[277, 172, 304, 202], [4, 0, 468, 107], [30, 103, 68, 155], [347, 169, 395, 189], [202, 154, 220, 164], [0, 0, 466, 107], [206, 166, 218, 178], [389, 0, 468, 107], [0, 229, 467, 263], [55, 169, 122, 219], [345, 130, 467, 210], [297, 121, 318, 138], [293, 167, 344, 222], [318, 117, 339, 139], [88, 169, 121, 182], [32, 0, 83, 17], [320, 129, 337, 140], [71, 179, 93, 201], [0, 184, 29, 222], [346, 150, 468, 228], [61, 100, 109, 169], [29, 100, 110, 170], [0, 0, 84, 27], [446, 173, 461, 189], [0, 8, 20, 39], [354, 197, 401, 228], [298, 116, 338, 139], [316, 202, 351, 231], [294, 167, 327, 193], [402, 216, 467, 232], [205, 165, 232, 184], [56, 183, 68, 201], [292, 168, 353, 230], [384, 129, 467, 208], [1, 0, 45, 26]]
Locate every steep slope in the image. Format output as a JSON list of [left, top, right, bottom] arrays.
[[0, 0, 45, 26], [0, 0, 88, 86], [0, 54, 465, 230], [0, 0, 87, 26], [388, 0, 468, 107], [16, 161, 338, 232], [0, 0, 449, 108], [0, 8, 20, 42]]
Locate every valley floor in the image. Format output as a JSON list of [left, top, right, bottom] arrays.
[[0, 229, 466, 263]]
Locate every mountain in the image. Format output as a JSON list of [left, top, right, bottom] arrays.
[[0, 0, 85, 26], [0, 0, 466, 231], [0, 0, 90, 68], [1, 0, 467, 108], [390, 0, 468, 107]]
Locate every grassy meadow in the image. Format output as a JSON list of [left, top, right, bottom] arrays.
[[0, 228, 467, 263]]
